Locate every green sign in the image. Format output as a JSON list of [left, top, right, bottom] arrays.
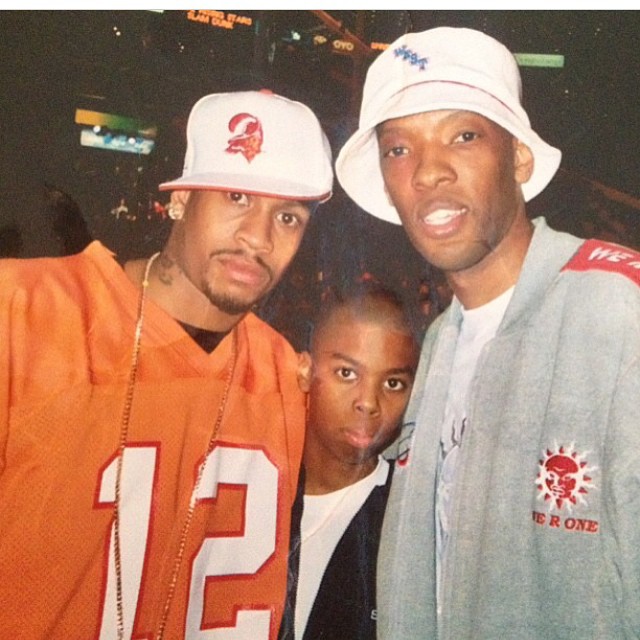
[[514, 53, 565, 68]]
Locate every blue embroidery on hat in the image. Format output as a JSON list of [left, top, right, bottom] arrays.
[[393, 44, 428, 70]]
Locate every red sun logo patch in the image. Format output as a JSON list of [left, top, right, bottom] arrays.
[[536, 443, 597, 512]]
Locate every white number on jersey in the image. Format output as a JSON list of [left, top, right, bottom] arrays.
[[97, 445, 278, 639]]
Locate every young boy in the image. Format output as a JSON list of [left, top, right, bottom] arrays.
[[279, 284, 419, 639]]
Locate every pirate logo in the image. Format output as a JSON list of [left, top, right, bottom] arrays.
[[536, 443, 597, 512], [226, 113, 263, 162]]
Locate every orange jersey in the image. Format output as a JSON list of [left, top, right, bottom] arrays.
[[0, 242, 306, 639]]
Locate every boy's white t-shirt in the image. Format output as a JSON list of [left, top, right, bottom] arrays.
[[295, 457, 390, 640]]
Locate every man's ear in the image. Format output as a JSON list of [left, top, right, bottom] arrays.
[[297, 351, 312, 393], [514, 139, 534, 185], [166, 190, 191, 221], [170, 189, 191, 207]]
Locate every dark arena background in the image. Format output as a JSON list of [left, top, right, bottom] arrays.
[[2, 10, 639, 349]]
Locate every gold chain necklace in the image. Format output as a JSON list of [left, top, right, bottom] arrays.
[[113, 252, 239, 640]]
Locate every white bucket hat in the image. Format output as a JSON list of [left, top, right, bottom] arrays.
[[160, 90, 333, 203], [335, 27, 561, 224]]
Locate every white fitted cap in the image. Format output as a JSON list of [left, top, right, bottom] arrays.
[[336, 27, 561, 224], [160, 90, 333, 203]]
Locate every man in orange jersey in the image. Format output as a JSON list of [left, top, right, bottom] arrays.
[[0, 89, 332, 640]]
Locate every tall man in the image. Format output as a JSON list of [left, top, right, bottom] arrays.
[[336, 27, 640, 639], [0, 89, 332, 640]]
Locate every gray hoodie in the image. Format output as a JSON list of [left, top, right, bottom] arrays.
[[378, 218, 640, 639]]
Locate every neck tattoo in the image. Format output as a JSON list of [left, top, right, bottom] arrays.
[[157, 252, 177, 287]]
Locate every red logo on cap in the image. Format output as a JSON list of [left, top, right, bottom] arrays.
[[226, 113, 263, 162]]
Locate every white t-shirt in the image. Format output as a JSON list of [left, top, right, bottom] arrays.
[[295, 457, 390, 640], [436, 287, 514, 609]]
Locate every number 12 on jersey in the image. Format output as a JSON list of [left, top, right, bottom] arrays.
[[97, 445, 279, 639]]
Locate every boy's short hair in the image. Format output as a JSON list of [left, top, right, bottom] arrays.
[[309, 282, 417, 352]]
